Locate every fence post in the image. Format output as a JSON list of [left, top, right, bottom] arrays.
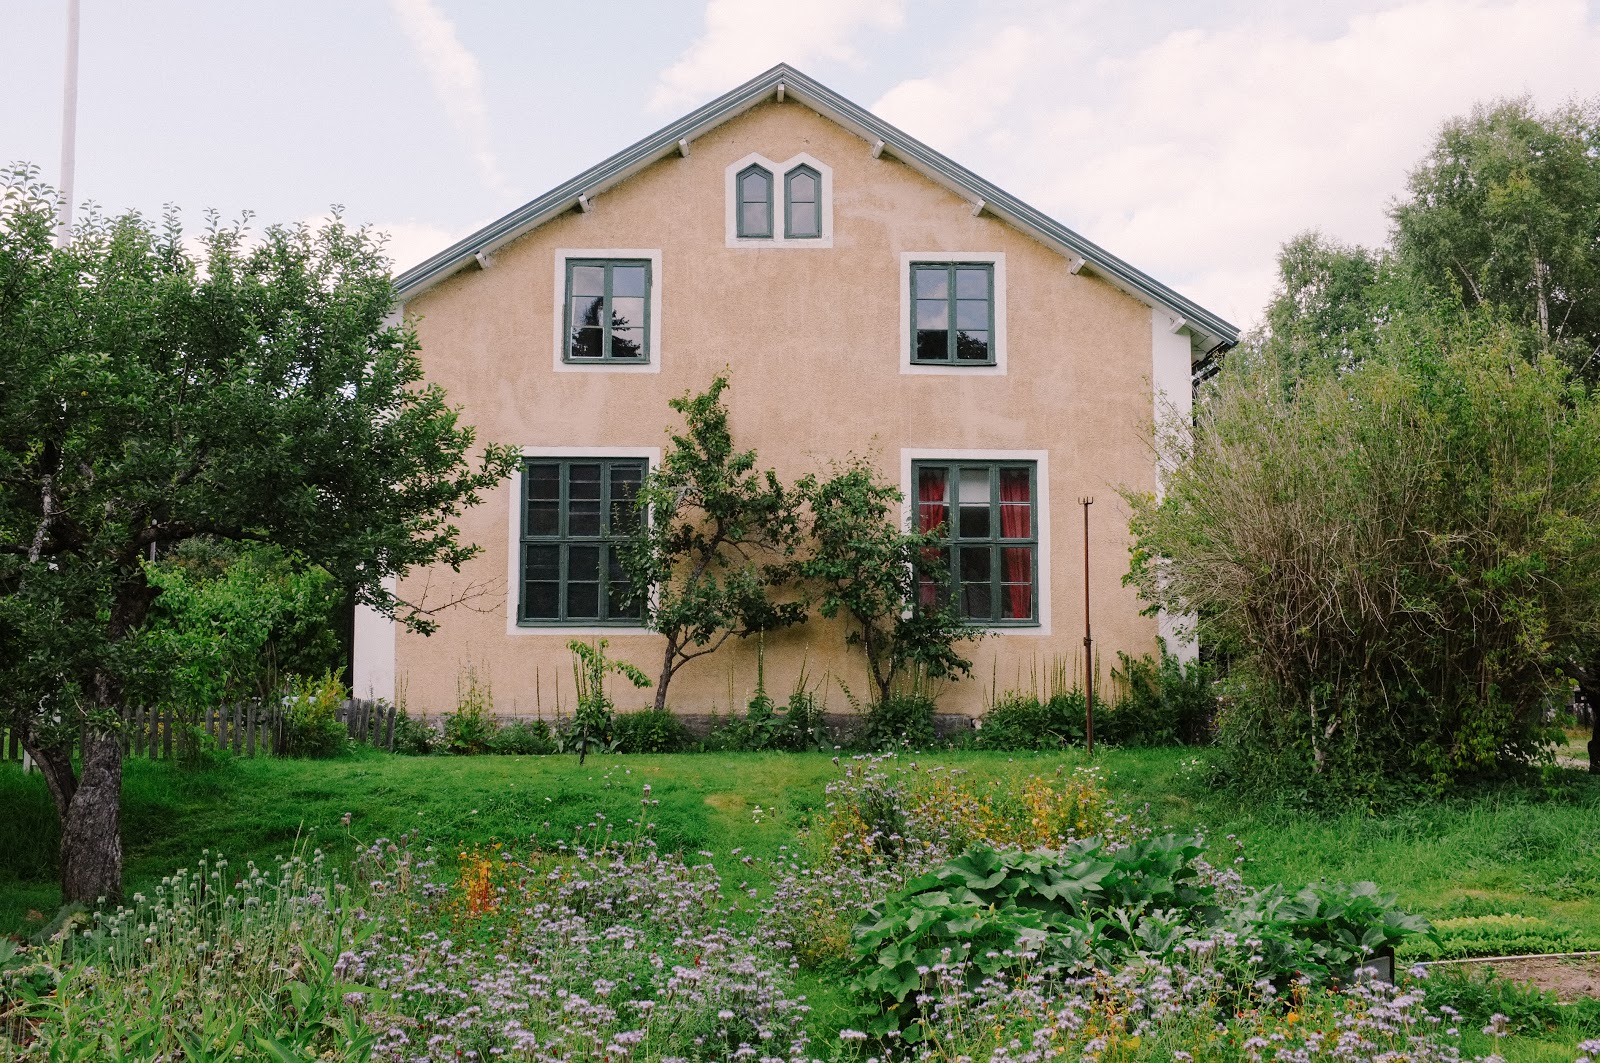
[[383, 704, 396, 751]]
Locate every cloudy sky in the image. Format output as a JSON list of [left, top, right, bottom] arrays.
[[4, 0, 1599, 327]]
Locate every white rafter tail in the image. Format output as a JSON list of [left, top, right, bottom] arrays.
[[474, 251, 493, 270], [1067, 255, 1087, 275], [577, 193, 593, 213], [677, 138, 691, 158], [870, 138, 885, 159], [970, 199, 986, 218], [1167, 315, 1188, 335], [776, 82, 785, 102]]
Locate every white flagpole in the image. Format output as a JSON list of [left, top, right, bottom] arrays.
[[56, 0, 81, 247]]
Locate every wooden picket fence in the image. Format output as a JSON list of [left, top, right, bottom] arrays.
[[1, 699, 395, 762]]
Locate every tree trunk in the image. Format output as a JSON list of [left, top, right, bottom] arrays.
[[653, 635, 678, 713], [1580, 673, 1600, 775], [59, 729, 124, 903], [20, 724, 124, 905]]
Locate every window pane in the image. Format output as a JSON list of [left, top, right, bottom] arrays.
[[568, 545, 600, 581], [610, 329, 644, 360], [955, 299, 988, 330], [610, 464, 643, 533], [568, 464, 601, 536], [955, 331, 990, 361], [789, 172, 815, 201], [524, 544, 559, 580], [959, 547, 992, 619], [526, 463, 559, 538], [740, 170, 770, 201], [610, 296, 645, 330], [1001, 547, 1033, 619], [741, 203, 770, 236], [607, 551, 638, 619], [789, 201, 818, 235], [572, 295, 604, 327], [526, 497, 559, 536], [916, 329, 949, 361], [916, 466, 948, 534], [955, 267, 989, 298], [611, 265, 647, 298], [916, 299, 948, 329], [566, 581, 600, 620], [958, 468, 991, 538], [569, 326, 603, 358], [913, 266, 948, 300], [525, 581, 559, 619], [999, 469, 1031, 537], [570, 265, 605, 297]]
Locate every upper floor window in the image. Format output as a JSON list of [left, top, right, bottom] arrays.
[[911, 262, 994, 365], [914, 460, 1037, 625], [565, 259, 650, 363], [736, 164, 773, 238], [519, 457, 646, 625], [784, 165, 821, 238]]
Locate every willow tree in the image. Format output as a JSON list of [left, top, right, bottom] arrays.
[[0, 167, 515, 903]]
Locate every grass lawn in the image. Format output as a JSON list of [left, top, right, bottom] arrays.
[[5, 746, 1600, 1058]]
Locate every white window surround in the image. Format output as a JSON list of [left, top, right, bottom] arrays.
[[505, 445, 662, 636], [899, 251, 1007, 376], [552, 249, 664, 374], [724, 152, 834, 249], [899, 448, 1051, 636]]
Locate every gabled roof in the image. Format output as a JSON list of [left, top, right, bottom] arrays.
[[393, 64, 1239, 358]]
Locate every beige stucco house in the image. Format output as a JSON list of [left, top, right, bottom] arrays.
[[351, 64, 1237, 721]]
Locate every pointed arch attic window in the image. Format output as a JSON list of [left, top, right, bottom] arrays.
[[784, 164, 821, 238], [736, 164, 773, 238]]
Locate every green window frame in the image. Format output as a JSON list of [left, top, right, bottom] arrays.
[[912, 459, 1038, 626], [563, 259, 651, 363], [518, 457, 647, 626], [910, 261, 995, 365], [736, 164, 774, 238], [784, 164, 821, 238]]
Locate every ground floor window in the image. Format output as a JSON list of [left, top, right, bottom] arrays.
[[519, 457, 646, 624], [913, 459, 1038, 625]]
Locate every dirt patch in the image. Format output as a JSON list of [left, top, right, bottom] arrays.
[[704, 793, 746, 812], [1450, 955, 1600, 1001]]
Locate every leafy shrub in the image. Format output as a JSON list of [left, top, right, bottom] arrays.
[[850, 837, 1429, 1030], [279, 671, 349, 759], [709, 673, 832, 752], [442, 665, 496, 755], [856, 690, 937, 750], [1419, 964, 1569, 1035], [971, 647, 1214, 751], [561, 639, 651, 762], [610, 708, 691, 753], [391, 709, 439, 755], [487, 718, 555, 755], [971, 690, 1084, 750], [1104, 645, 1215, 746]]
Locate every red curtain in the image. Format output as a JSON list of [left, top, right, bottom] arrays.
[[999, 471, 1031, 618], [917, 469, 947, 607]]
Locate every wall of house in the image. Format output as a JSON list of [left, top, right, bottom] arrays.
[[362, 99, 1173, 720]]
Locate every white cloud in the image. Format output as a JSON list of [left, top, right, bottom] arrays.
[[374, 219, 465, 275], [388, 0, 515, 202], [652, 0, 906, 112], [872, 0, 1600, 329]]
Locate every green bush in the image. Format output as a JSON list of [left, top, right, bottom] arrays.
[[851, 838, 1429, 1031], [391, 710, 439, 756], [443, 666, 497, 755], [1102, 646, 1215, 746], [971, 690, 1084, 750], [488, 718, 556, 756], [610, 709, 691, 754], [856, 691, 937, 751], [280, 672, 349, 759], [709, 680, 832, 752]]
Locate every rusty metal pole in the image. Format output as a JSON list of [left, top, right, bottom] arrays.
[[1081, 496, 1094, 756]]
